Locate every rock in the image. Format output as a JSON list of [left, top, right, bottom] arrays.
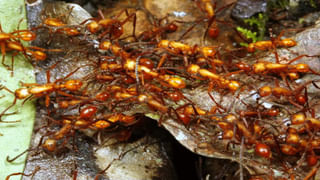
[[231, 0, 267, 19]]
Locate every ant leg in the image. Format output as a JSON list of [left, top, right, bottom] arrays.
[[10, 52, 19, 77], [1, 42, 9, 69], [57, 66, 82, 81], [156, 53, 168, 69], [276, 28, 304, 42], [302, 86, 314, 121], [303, 164, 320, 180], [207, 82, 226, 112], [97, 9, 105, 19], [281, 73, 292, 90], [16, 18, 24, 31], [65, 6, 75, 23], [118, 12, 137, 41], [312, 80, 320, 89], [27, 46, 62, 52], [120, 12, 137, 40], [47, 59, 83, 84], [273, 49, 280, 63], [79, 18, 95, 26], [287, 54, 314, 64], [131, 13, 137, 41], [203, 15, 216, 41], [114, 9, 129, 19], [0, 86, 19, 123], [5, 166, 40, 180], [46, 61, 61, 83], [6, 148, 30, 163], [178, 20, 202, 41]]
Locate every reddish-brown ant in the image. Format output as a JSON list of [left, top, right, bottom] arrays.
[[138, 21, 178, 41], [178, 0, 234, 41], [197, 0, 234, 39]]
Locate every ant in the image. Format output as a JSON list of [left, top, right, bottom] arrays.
[[139, 22, 178, 41], [247, 29, 297, 53], [0, 25, 35, 71], [84, 9, 136, 40], [138, 15, 179, 42], [99, 42, 187, 89], [157, 40, 218, 58], [174, 103, 207, 125], [0, 24, 61, 75], [187, 63, 240, 92], [177, 0, 234, 41], [39, 7, 81, 36], [258, 79, 320, 110], [231, 55, 320, 91], [0, 61, 84, 121], [246, 29, 301, 64], [197, 0, 234, 39]]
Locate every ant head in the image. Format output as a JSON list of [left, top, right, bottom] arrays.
[[166, 23, 178, 33], [42, 138, 57, 152], [64, 80, 83, 91], [255, 143, 272, 158], [15, 88, 30, 99]]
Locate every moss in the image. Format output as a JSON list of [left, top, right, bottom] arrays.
[[268, 0, 289, 10], [309, 0, 317, 8], [236, 13, 268, 46]]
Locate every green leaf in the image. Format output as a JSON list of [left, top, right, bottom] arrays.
[[0, 0, 36, 179], [236, 26, 258, 43]]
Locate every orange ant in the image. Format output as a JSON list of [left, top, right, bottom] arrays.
[[234, 58, 318, 77], [0, 22, 36, 70], [0, 62, 84, 121], [84, 9, 136, 40], [0, 29, 60, 75], [246, 29, 300, 64], [0, 78, 83, 118], [41, 17, 81, 36], [157, 40, 217, 58], [156, 40, 220, 72], [98, 42, 187, 89], [123, 57, 186, 89], [231, 56, 320, 91], [247, 30, 297, 53], [187, 64, 240, 92]]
